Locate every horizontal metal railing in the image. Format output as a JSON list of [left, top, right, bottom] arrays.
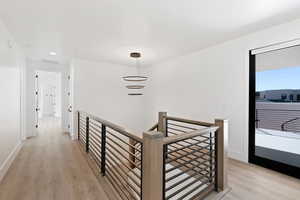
[[78, 111, 143, 200], [78, 111, 227, 200], [281, 117, 300, 132], [256, 108, 300, 133], [78, 112, 102, 170], [105, 127, 143, 200], [162, 115, 218, 200]]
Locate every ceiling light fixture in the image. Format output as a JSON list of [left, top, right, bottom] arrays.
[[122, 52, 148, 96], [49, 51, 57, 56]]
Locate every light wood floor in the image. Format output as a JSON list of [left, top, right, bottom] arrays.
[[1, 118, 300, 200], [223, 159, 300, 200], [0, 118, 109, 200]]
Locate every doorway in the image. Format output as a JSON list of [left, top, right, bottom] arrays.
[[35, 70, 62, 129], [249, 44, 300, 178]]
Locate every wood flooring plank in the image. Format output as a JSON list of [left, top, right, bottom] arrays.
[[0, 118, 109, 200]]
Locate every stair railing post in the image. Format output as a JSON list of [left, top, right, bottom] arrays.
[[142, 131, 164, 200], [158, 112, 168, 159], [101, 124, 106, 176], [158, 112, 167, 137], [214, 119, 228, 191], [86, 116, 90, 152]]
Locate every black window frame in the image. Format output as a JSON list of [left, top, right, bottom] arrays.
[[249, 50, 300, 179]]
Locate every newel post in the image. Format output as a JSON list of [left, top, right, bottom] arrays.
[[214, 119, 229, 191], [158, 112, 167, 136], [142, 131, 164, 200]]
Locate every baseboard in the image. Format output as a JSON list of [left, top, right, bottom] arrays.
[[0, 142, 23, 183], [66, 132, 76, 140], [70, 132, 77, 140], [71, 135, 77, 140], [204, 187, 232, 200], [228, 150, 248, 163]]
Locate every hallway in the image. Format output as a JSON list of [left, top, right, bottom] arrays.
[[0, 118, 109, 200], [2, 118, 300, 200]]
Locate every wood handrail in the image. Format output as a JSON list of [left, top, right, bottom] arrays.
[[162, 126, 219, 144], [148, 122, 158, 131], [78, 111, 143, 143], [166, 116, 215, 127], [77, 111, 227, 200]]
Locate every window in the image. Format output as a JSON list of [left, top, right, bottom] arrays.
[[250, 45, 300, 179], [281, 94, 287, 100]]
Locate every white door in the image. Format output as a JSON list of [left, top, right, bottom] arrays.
[[42, 85, 56, 117]]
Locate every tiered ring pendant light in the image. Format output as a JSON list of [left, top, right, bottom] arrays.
[[123, 52, 148, 95]]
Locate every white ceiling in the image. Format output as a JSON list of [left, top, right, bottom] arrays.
[[1, 0, 300, 66], [256, 45, 300, 72]]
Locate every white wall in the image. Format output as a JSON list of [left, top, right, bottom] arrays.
[[25, 60, 70, 137], [142, 18, 300, 162], [72, 58, 144, 138], [0, 19, 25, 181]]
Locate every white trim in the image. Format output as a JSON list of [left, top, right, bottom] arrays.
[[20, 56, 27, 141], [251, 38, 300, 55], [0, 142, 23, 183], [71, 133, 77, 140], [228, 150, 247, 163]]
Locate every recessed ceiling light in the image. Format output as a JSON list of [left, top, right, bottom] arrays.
[[49, 51, 57, 56]]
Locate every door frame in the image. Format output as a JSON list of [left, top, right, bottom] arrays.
[[248, 50, 300, 179], [35, 72, 40, 129]]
